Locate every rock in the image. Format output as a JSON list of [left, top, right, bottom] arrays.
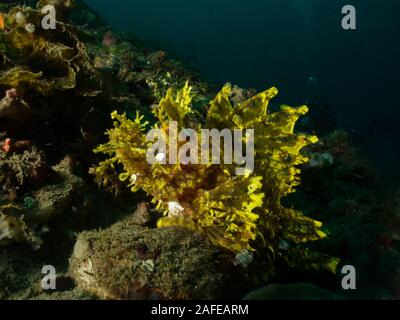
[[0, 97, 33, 123], [307, 152, 334, 169], [242, 283, 344, 300], [130, 202, 151, 226], [0, 159, 86, 248], [31, 288, 95, 300], [30, 160, 85, 225], [69, 216, 246, 300], [102, 32, 119, 46], [1, 139, 33, 154]]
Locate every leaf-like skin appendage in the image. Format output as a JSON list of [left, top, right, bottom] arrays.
[[154, 80, 193, 128], [93, 83, 339, 274]]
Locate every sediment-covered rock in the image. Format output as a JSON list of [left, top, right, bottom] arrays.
[[0, 159, 86, 248], [69, 215, 246, 300]]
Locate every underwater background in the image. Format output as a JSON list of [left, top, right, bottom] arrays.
[[87, 0, 400, 183], [0, 0, 400, 301]]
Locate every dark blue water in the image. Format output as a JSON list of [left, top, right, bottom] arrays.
[[86, 0, 400, 181]]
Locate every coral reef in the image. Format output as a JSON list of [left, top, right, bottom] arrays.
[[0, 0, 206, 152], [0, 0, 206, 249], [92, 82, 339, 275], [291, 130, 400, 299], [0, 0, 398, 301]]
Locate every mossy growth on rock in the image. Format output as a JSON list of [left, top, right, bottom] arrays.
[[0, 156, 86, 248], [69, 215, 248, 300]]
